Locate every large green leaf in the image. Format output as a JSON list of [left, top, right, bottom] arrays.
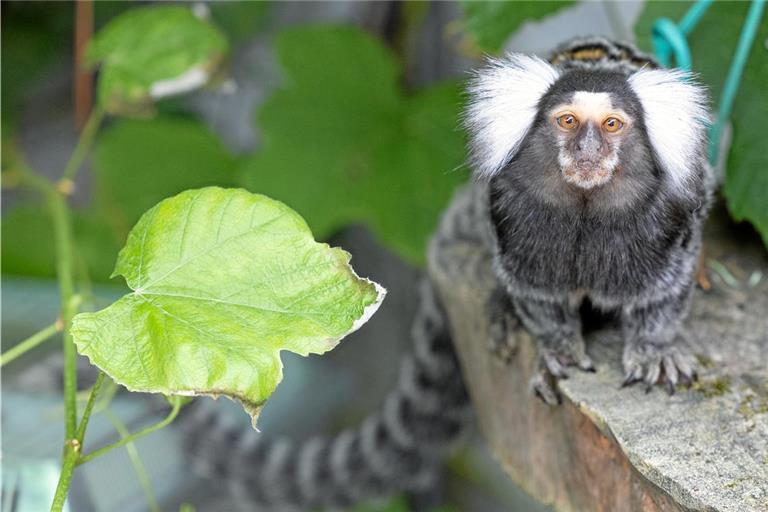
[[460, 1, 575, 54], [86, 5, 228, 116], [71, 187, 385, 426], [636, 2, 768, 247], [93, 117, 238, 238], [239, 26, 468, 264]]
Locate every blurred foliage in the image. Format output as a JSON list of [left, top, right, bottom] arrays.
[[85, 5, 228, 116], [239, 26, 468, 264], [208, 1, 271, 44], [636, 1, 768, 248], [459, 0, 574, 53], [2, 205, 119, 281], [0, 1, 132, 133], [92, 117, 238, 241]]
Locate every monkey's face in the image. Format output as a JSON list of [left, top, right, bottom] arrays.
[[548, 92, 629, 190]]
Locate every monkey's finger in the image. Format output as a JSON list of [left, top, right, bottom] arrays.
[[621, 365, 644, 387], [662, 355, 679, 387], [530, 373, 560, 406], [643, 358, 662, 388], [577, 354, 596, 372], [672, 351, 697, 381], [542, 353, 568, 379]]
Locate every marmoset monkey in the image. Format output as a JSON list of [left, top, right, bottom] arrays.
[[179, 37, 713, 510], [465, 39, 712, 403]]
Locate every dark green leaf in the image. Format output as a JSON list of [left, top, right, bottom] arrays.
[[239, 26, 468, 264], [1, 205, 120, 281], [92, 117, 238, 237], [72, 187, 385, 426], [460, 1, 575, 53], [636, 1, 768, 247]]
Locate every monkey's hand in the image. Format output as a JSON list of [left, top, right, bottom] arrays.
[[530, 334, 595, 405], [511, 296, 595, 405], [621, 294, 698, 394], [621, 338, 697, 394]]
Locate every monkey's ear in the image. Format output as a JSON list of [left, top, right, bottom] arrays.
[[628, 68, 709, 191], [464, 54, 560, 178]]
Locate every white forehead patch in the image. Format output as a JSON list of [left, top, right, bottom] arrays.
[[570, 91, 613, 119], [464, 53, 560, 178], [628, 68, 709, 192]]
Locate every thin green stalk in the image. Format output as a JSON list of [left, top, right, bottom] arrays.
[[49, 354, 105, 512], [60, 106, 104, 185], [1, 322, 61, 367], [50, 441, 80, 512], [76, 372, 105, 444], [77, 397, 183, 466], [49, 191, 79, 439], [105, 409, 162, 512]]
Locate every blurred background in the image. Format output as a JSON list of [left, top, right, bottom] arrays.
[[2, 1, 766, 511]]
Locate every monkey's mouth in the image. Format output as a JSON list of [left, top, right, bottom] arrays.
[[562, 160, 613, 190]]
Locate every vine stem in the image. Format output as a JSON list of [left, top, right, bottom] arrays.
[[77, 397, 183, 466], [49, 372, 104, 512], [1, 322, 61, 367], [59, 106, 104, 190]]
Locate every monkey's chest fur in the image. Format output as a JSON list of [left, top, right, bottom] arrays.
[[488, 182, 697, 306]]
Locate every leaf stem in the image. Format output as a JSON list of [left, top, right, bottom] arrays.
[[77, 396, 183, 466], [1, 322, 61, 367], [60, 106, 104, 187], [49, 441, 81, 512], [104, 409, 162, 512], [76, 372, 105, 445], [49, 191, 79, 439]]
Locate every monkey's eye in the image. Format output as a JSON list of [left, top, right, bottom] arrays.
[[603, 117, 624, 133], [556, 114, 579, 130]]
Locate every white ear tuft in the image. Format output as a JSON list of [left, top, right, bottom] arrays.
[[464, 54, 560, 178], [628, 68, 709, 191]]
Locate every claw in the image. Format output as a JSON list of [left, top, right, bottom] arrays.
[[665, 380, 676, 395], [621, 373, 640, 388], [578, 355, 596, 372], [543, 353, 568, 379], [530, 373, 560, 406]]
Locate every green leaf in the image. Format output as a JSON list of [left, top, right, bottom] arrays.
[[93, 117, 238, 237], [635, 1, 768, 247], [1, 205, 120, 282], [460, 1, 575, 53], [86, 5, 228, 116], [71, 187, 385, 427], [239, 26, 468, 264]]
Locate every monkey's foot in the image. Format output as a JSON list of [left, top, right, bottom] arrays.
[[622, 341, 698, 394], [530, 339, 595, 405]]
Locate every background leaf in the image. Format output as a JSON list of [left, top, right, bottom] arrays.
[[460, 1, 575, 53], [93, 117, 238, 241], [71, 187, 385, 426], [2, 205, 120, 281], [238, 26, 468, 264], [636, 1, 768, 247], [86, 5, 228, 116]]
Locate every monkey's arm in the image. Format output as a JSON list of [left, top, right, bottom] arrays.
[[510, 294, 594, 404]]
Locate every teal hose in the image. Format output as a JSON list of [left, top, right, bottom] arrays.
[[650, 0, 766, 165], [708, 0, 766, 164]]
